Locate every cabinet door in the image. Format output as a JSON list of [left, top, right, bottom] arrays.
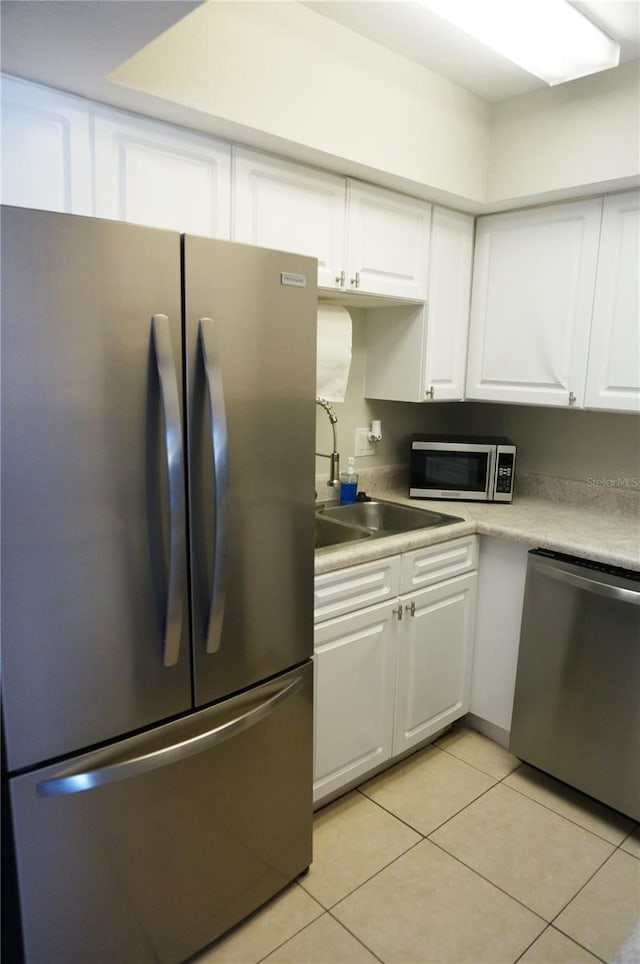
[[393, 572, 476, 755], [584, 191, 640, 413], [422, 207, 474, 401], [363, 207, 471, 402], [1, 76, 92, 215], [466, 199, 602, 407], [346, 181, 431, 300], [94, 107, 231, 237], [314, 601, 397, 805], [364, 303, 428, 402], [232, 147, 346, 289]]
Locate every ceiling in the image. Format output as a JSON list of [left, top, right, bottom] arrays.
[[1, 0, 639, 106], [302, 1, 640, 102]]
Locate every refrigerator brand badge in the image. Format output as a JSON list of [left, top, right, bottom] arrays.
[[280, 272, 306, 288]]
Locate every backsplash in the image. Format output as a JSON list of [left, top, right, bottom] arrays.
[[515, 470, 639, 516], [316, 464, 640, 516]]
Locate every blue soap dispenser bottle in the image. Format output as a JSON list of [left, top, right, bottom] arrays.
[[339, 456, 358, 505]]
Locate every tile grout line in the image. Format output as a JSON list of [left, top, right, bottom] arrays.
[[496, 776, 639, 849], [355, 752, 621, 940], [325, 908, 386, 964], [250, 883, 325, 964], [304, 819, 426, 911], [426, 834, 550, 926], [435, 747, 637, 851], [306, 736, 637, 964], [546, 841, 639, 945], [511, 922, 608, 964]]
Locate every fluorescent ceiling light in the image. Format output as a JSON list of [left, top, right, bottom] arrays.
[[422, 0, 621, 86]]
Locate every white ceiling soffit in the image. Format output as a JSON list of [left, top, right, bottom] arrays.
[[0, 0, 204, 102], [1, 0, 637, 106], [302, 1, 640, 102]]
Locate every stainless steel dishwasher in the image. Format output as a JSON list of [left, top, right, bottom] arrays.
[[510, 548, 640, 821]]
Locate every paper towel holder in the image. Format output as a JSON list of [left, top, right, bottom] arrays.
[[368, 420, 382, 443]]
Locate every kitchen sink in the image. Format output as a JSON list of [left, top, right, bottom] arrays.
[[315, 513, 371, 550], [316, 498, 463, 538]]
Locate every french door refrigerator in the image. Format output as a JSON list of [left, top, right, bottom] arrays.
[[1, 205, 317, 963]]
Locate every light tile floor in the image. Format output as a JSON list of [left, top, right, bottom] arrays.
[[194, 725, 640, 964]]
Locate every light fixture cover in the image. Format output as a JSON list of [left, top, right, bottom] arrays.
[[422, 0, 621, 86]]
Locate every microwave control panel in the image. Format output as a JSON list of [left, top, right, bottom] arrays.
[[495, 451, 515, 495]]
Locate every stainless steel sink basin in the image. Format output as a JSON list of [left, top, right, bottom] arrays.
[[315, 513, 371, 550], [316, 498, 462, 537]]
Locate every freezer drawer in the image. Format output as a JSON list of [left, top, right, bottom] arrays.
[[9, 663, 313, 964]]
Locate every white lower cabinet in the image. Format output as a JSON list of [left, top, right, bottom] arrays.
[[314, 600, 398, 803], [393, 572, 476, 754], [313, 537, 477, 806]]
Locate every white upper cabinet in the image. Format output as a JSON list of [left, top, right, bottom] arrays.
[[1, 76, 93, 216], [584, 191, 640, 413], [364, 206, 473, 402], [232, 147, 346, 289], [466, 198, 602, 408], [93, 107, 231, 237], [232, 148, 430, 299], [345, 180, 431, 300], [421, 207, 474, 401]]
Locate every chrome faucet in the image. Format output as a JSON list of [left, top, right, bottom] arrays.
[[315, 397, 340, 486]]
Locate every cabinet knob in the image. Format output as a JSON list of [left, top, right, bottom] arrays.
[[350, 272, 360, 289], [425, 386, 435, 400], [392, 605, 403, 621], [568, 392, 577, 405], [335, 270, 346, 288], [405, 601, 416, 617]]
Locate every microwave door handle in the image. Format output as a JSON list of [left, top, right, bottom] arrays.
[[487, 447, 496, 500], [198, 318, 229, 655]]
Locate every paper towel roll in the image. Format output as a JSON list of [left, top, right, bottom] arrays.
[[316, 304, 352, 403]]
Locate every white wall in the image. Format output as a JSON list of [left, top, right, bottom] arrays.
[[110, 1, 491, 207], [111, 2, 639, 210], [442, 401, 640, 482], [487, 61, 640, 206], [324, 315, 640, 485]]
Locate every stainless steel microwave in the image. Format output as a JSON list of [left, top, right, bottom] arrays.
[[409, 434, 516, 503]]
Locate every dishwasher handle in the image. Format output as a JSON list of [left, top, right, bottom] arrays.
[[536, 560, 640, 606]]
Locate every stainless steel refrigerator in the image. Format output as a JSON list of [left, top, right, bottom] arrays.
[[1, 205, 317, 963]]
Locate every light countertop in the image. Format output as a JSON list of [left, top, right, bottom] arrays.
[[314, 472, 640, 575]]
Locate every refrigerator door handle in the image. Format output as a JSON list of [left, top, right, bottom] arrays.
[[199, 318, 229, 654], [151, 314, 186, 667], [36, 674, 304, 797]]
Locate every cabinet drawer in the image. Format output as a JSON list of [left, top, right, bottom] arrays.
[[314, 556, 401, 624], [400, 536, 477, 593]]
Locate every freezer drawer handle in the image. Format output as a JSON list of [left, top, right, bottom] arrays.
[[37, 674, 304, 797], [152, 315, 186, 667], [199, 318, 229, 654], [536, 561, 640, 605]]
